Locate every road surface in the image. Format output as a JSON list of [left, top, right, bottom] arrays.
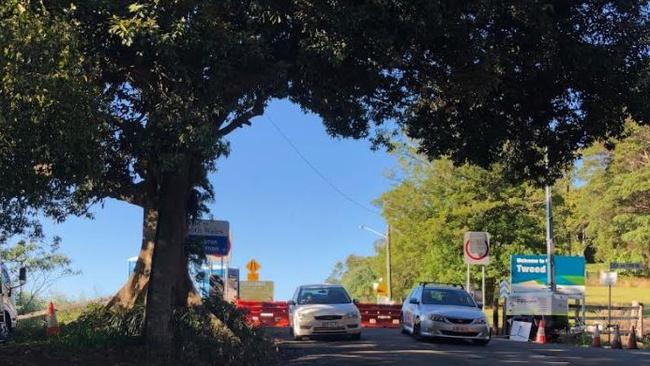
[[266, 327, 650, 366]]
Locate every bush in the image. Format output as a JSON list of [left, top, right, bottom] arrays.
[[11, 316, 48, 343], [31, 298, 279, 365], [174, 299, 278, 366], [56, 303, 145, 348]]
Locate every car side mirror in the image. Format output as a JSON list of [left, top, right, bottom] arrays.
[[353, 299, 359, 305], [287, 300, 296, 306], [19, 267, 27, 284], [409, 298, 419, 305], [476, 302, 483, 309]]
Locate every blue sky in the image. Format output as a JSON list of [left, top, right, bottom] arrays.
[[41, 99, 396, 301]]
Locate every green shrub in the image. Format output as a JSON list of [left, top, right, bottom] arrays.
[[174, 299, 278, 366], [12, 316, 48, 343], [28, 298, 279, 365], [54, 302, 145, 348]]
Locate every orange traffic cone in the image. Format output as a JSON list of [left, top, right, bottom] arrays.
[[46, 301, 60, 336], [592, 325, 601, 348], [611, 325, 622, 349], [626, 325, 638, 350], [535, 319, 547, 344]]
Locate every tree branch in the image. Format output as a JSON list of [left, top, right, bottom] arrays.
[[104, 181, 147, 207], [216, 97, 266, 137]]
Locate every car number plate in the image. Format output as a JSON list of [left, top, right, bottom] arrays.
[[321, 321, 338, 328], [452, 326, 471, 332]]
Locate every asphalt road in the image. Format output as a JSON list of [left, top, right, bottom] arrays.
[[266, 327, 650, 366]]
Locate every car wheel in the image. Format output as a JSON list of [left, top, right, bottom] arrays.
[[472, 338, 490, 346], [5, 312, 12, 334], [399, 314, 408, 334]]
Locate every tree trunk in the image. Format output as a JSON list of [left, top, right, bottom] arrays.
[[144, 161, 196, 362], [107, 203, 158, 309]]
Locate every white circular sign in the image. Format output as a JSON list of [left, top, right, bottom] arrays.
[[465, 239, 489, 260], [463, 232, 490, 265]]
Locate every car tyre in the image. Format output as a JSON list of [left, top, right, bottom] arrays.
[[400, 314, 409, 334]]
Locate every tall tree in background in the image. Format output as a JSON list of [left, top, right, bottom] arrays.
[[327, 251, 382, 302], [571, 122, 650, 268], [334, 147, 578, 301], [2, 1, 649, 357]]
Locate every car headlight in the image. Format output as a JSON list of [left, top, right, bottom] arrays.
[[297, 312, 310, 320], [473, 318, 487, 324], [430, 314, 446, 322], [344, 311, 359, 319]]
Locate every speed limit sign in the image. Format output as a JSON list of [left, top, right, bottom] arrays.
[[464, 232, 490, 265]]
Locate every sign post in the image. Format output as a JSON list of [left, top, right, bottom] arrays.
[[187, 220, 231, 258], [464, 232, 490, 310], [600, 271, 618, 343], [246, 259, 261, 281], [499, 280, 510, 299], [610, 262, 644, 272]]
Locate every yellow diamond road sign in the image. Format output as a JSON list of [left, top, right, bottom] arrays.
[[375, 281, 387, 296], [246, 259, 261, 273]]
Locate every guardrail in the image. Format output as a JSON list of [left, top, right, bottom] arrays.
[[357, 304, 401, 328], [235, 301, 403, 328], [569, 302, 645, 336], [235, 300, 290, 327]]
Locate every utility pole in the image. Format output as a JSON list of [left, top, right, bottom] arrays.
[[386, 225, 392, 302], [545, 185, 556, 292], [360, 224, 393, 303]]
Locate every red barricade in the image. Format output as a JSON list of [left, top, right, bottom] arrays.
[[236, 300, 289, 327], [236, 301, 402, 328], [357, 303, 402, 328]]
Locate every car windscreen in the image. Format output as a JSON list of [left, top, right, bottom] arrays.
[[297, 287, 351, 305], [421, 288, 476, 307]]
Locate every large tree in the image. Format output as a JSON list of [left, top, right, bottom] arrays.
[[2, 0, 649, 359], [570, 122, 650, 268]]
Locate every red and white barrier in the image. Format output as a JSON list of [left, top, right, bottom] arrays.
[[236, 300, 402, 329]]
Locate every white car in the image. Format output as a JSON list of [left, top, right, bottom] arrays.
[[400, 283, 490, 345], [288, 284, 361, 340], [1, 263, 25, 339]]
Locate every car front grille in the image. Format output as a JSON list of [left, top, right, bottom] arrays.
[[313, 327, 346, 332], [314, 315, 342, 320], [440, 330, 480, 337], [445, 317, 474, 324]]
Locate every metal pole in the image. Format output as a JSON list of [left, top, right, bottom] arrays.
[[466, 264, 470, 293], [545, 185, 556, 292], [209, 259, 214, 297], [608, 284, 612, 344], [222, 256, 227, 301], [386, 225, 392, 302], [482, 265, 486, 312]]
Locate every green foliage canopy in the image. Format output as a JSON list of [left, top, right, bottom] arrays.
[[570, 122, 650, 267]]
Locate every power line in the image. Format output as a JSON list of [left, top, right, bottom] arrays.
[[265, 114, 381, 217]]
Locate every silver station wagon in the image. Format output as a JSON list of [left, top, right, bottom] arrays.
[[400, 283, 491, 345]]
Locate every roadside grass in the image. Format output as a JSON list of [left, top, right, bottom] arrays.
[[585, 286, 650, 306]]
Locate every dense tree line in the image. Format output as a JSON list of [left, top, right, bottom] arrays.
[[329, 125, 650, 302]]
